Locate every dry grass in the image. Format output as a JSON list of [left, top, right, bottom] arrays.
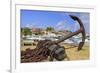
[[64, 45, 89, 61]]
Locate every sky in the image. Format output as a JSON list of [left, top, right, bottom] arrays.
[[20, 9, 90, 34]]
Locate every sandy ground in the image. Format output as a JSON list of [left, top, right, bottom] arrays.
[[21, 43, 89, 61], [64, 45, 89, 60]]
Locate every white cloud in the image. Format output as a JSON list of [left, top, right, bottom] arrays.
[[25, 23, 38, 28], [73, 21, 80, 32], [25, 24, 32, 28], [55, 20, 74, 31], [79, 13, 90, 34], [56, 20, 66, 26], [55, 20, 67, 30], [66, 12, 90, 34]]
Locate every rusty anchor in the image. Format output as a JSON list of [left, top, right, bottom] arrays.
[[56, 15, 86, 51], [21, 15, 86, 62]]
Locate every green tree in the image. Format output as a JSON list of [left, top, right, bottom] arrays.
[[21, 27, 32, 36], [46, 27, 54, 32]]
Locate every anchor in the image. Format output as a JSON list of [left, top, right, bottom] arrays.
[[21, 15, 86, 62]]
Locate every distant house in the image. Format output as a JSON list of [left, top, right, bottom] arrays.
[[31, 28, 42, 35]]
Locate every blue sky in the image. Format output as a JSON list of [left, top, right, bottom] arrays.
[[20, 10, 90, 34]]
